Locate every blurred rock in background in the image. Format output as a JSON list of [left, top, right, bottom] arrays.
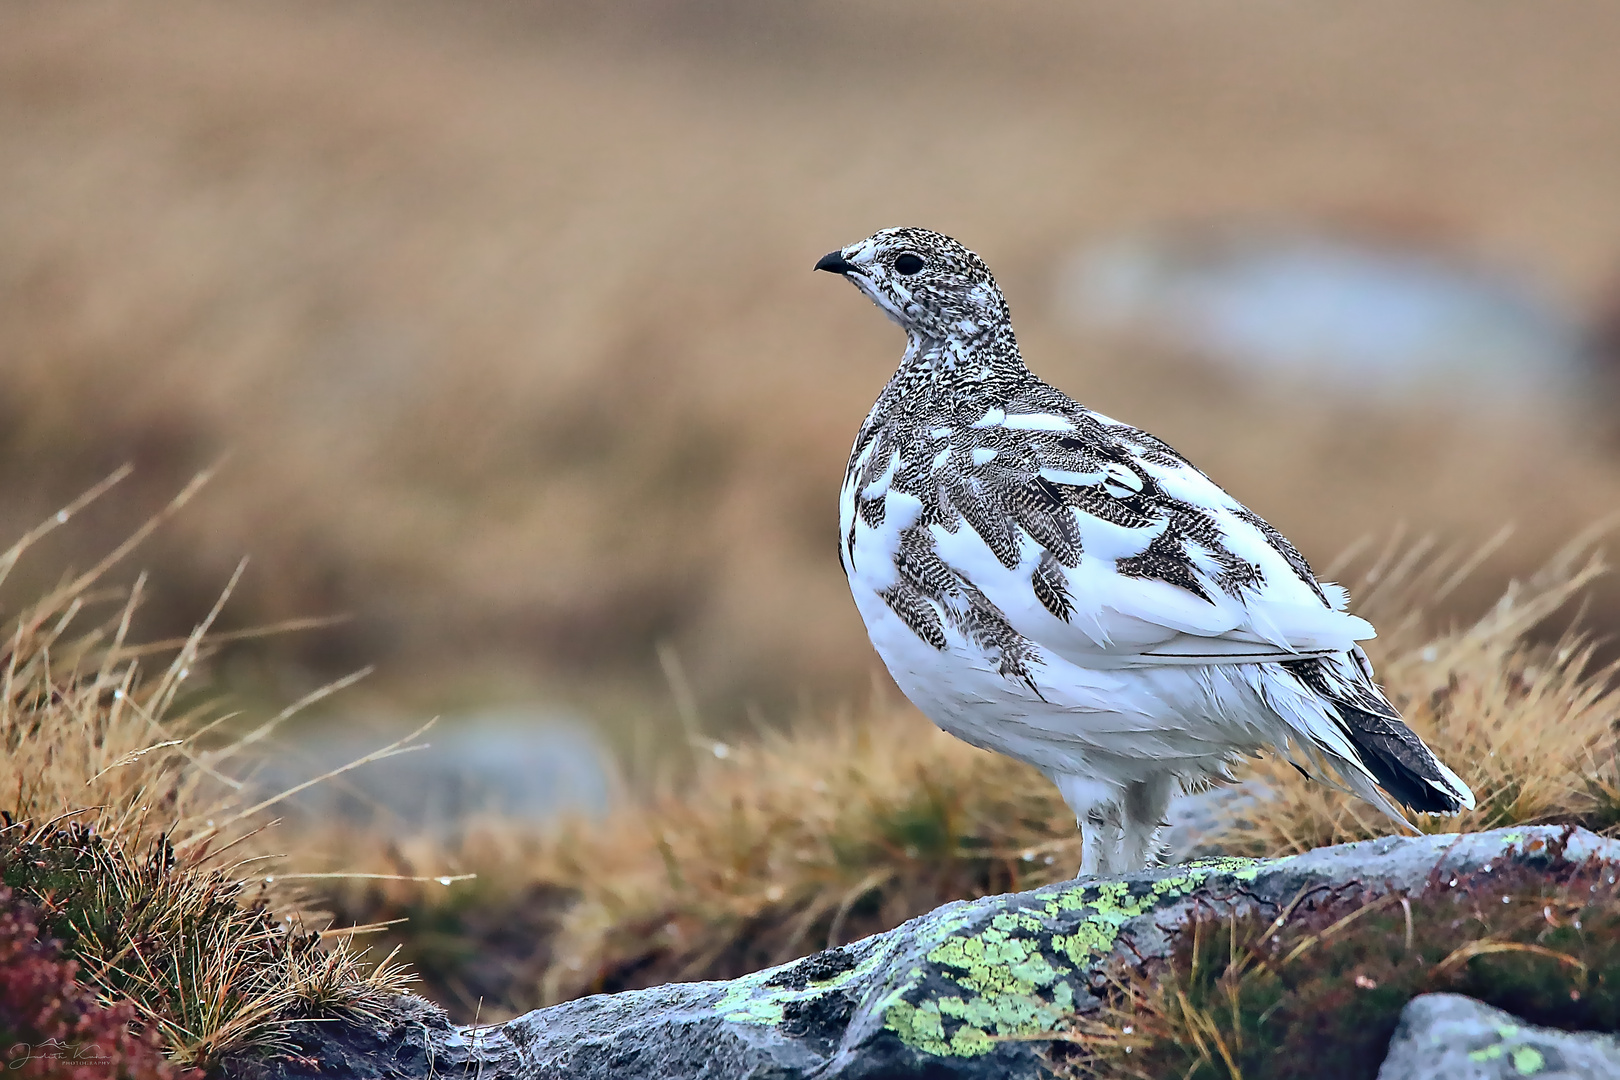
[[1062, 224, 1589, 401], [263, 711, 616, 837]]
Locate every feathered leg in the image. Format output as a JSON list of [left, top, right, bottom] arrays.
[[1054, 773, 1123, 877], [1121, 774, 1175, 871]]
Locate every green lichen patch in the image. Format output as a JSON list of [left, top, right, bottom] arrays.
[[885, 1000, 948, 1052], [1050, 859, 1262, 968], [1464, 1026, 1549, 1076], [878, 859, 1264, 1058], [1510, 1044, 1547, 1075]]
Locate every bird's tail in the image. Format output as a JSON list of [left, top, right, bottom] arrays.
[[1283, 651, 1475, 819], [1333, 698, 1475, 814]]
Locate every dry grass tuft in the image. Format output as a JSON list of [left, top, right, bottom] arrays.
[[319, 527, 1620, 1021], [537, 711, 1084, 1004], [0, 475, 415, 1067]]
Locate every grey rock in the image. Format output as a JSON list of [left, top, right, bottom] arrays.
[[1059, 226, 1587, 401], [263, 711, 615, 837], [1379, 994, 1620, 1080], [264, 825, 1619, 1080]]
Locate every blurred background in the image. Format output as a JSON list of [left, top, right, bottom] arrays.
[[5, 1, 1620, 825]]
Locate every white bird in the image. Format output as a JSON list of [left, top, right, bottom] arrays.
[[817, 227, 1474, 876]]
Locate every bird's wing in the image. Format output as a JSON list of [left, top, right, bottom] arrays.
[[914, 381, 1370, 671]]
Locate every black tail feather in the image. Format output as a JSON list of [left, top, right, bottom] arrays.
[[1282, 657, 1464, 814], [1335, 703, 1463, 814]]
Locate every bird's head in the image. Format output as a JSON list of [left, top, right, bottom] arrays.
[[815, 227, 1011, 348]]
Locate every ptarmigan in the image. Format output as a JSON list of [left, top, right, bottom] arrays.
[[817, 226, 1474, 877]]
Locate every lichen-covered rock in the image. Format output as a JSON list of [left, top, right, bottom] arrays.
[[265, 826, 1620, 1080], [1378, 993, 1620, 1080]]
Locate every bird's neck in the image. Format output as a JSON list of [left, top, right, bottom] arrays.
[[852, 324, 1029, 456], [898, 322, 1025, 389]]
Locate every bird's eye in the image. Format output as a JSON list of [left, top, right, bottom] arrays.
[[893, 253, 925, 276]]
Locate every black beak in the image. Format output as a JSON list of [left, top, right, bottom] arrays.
[[815, 250, 856, 275]]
